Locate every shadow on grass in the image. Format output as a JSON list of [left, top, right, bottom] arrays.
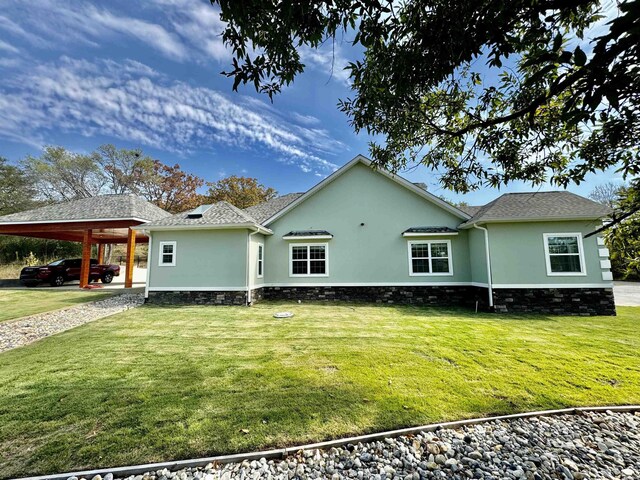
[[1, 301, 636, 478]]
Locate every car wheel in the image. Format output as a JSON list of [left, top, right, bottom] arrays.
[[50, 275, 65, 287], [102, 272, 114, 284]]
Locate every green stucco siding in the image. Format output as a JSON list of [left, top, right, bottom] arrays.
[[486, 221, 609, 285], [468, 227, 488, 285], [148, 229, 248, 289], [249, 233, 266, 287], [265, 162, 471, 284]]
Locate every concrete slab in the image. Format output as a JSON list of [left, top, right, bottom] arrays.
[[613, 281, 640, 306]]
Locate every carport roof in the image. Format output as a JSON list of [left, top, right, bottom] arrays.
[[0, 194, 170, 224]]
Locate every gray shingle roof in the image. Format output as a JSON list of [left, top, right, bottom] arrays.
[[243, 193, 304, 224], [283, 230, 332, 237], [459, 205, 482, 217], [0, 194, 170, 223], [142, 201, 259, 227], [403, 227, 458, 235], [459, 191, 612, 227]]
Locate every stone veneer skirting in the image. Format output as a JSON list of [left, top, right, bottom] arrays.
[[146, 286, 616, 316], [262, 285, 486, 307], [147, 290, 248, 305], [492, 287, 616, 316]]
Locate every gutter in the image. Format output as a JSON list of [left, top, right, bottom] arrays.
[[459, 215, 606, 229], [132, 223, 273, 236], [246, 227, 260, 305], [473, 223, 494, 308]]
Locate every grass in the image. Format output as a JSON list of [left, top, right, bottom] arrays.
[[0, 302, 639, 478], [0, 263, 23, 279], [0, 289, 113, 323]]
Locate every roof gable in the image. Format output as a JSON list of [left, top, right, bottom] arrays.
[[262, 155, 471, 225], [244, 193, 303, 224]]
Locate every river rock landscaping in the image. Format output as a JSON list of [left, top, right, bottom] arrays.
[[102, 411, 639, 480], [0, 293, 143, 352]]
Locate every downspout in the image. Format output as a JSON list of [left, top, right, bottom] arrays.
[[245, 227, 260, 306], [473, 223, 494, 308]]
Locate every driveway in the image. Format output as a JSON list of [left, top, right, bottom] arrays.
[[613, 281, 640, 306]]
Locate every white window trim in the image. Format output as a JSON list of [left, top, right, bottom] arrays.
[[407, 240, 454, 277], [289, 243, 329, 277], [158, 241, 176, 267], [257, 243, 264, 278], [543, 233, 587, 276]]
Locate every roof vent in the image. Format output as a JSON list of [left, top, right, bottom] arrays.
[[187, 205, 213, 218]]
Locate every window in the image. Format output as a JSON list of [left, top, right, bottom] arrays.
[[408, 240, 453, 276], [158, 241, 176, 266], [257, 244, 264, 278], [543, 233, 586, 276], [289, 243, 328, 277]]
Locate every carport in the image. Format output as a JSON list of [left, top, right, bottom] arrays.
[[0, 194, 170, 288]]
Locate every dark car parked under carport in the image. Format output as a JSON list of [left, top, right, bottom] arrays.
[[20, 258, 120, 287]]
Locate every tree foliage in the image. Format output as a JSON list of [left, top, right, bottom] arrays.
[[213, 0, 639, 194], [95, 144, 152, 195], [134, 160, 205, 213], [589, 181, 624, 207], [204, 175, 277, 209], [0, 157, 40, 216], [20, 145, 206, 213], [604, 179, 640, 279], [23, 146, 106, 201]]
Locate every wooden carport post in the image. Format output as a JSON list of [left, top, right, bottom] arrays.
[[97, 243, 105, 264], [125, 227, 136, 288], [79, 229, 93, 288]]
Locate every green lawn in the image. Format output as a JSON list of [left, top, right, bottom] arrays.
[[0, 289, 114, 323], [0, 302, 639, 478]]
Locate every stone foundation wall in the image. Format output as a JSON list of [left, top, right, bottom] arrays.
[[145, 286, 616, 315], [492, 288, 616, 316], [249, 287, 264, 304], [262, 285, 487, 307], [146, 290, 247, 305]]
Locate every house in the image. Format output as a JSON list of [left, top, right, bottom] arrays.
[[135, 155, 615, 315]]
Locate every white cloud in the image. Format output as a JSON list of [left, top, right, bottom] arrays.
[[0, 0, 232, 64], [0, 39, 19, 54], [0, 15, 36, 42], [86, 7, 188, 61], [150, 0, 230, 62], [292, 112, 322, 126], [0, 57, 340, 175], [300, 43, 352, 85], [1, 0, 357, 85]]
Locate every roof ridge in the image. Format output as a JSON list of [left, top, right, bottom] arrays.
[[502, 190, 566, 195]]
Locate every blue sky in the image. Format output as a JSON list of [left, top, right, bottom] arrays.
[[0, 0, 623, 206]]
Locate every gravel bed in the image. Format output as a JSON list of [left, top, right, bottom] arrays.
[[0, 293, 143, 352], [81, 411, 640, 480]]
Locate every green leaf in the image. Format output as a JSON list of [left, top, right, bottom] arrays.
[[574, 47, 587, 66], [606, 92, 620, 110], [553, 33, 563, 51]]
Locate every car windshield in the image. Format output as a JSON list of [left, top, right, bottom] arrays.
[[47, 259, 65, 266]]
